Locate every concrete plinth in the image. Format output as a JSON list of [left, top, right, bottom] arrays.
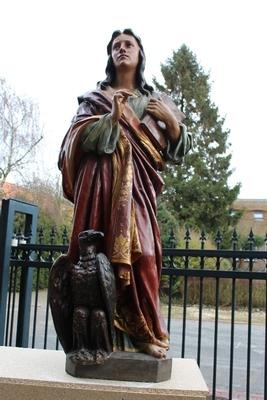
[[66, 351, 172, 382], [0, 346, 209, 400]]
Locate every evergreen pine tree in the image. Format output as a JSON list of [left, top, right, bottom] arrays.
[[155, 45, 241, 237]]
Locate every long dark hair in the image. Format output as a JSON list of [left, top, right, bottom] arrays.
[[98, 29, 153, 95]]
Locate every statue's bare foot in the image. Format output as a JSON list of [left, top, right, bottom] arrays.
[[137, 342, 167, 359], [154, 338, 169, 349], [163, 337, 170, 345]]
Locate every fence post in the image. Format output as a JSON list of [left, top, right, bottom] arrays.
[[0, 198, 38, 346]]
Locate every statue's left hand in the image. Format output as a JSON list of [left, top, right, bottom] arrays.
[[146, 98, 181, 142], [146, 98, 175, 123]]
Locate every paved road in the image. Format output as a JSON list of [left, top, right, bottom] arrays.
[[8, 291, 265, 398], [169, 319, 265, 398]]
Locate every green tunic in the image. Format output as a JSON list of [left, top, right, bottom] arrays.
[[81, 90, 191, 163]]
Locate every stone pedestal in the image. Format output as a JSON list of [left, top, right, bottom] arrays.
[[66, 351, 172, 382], [0, 346, 209, 399]]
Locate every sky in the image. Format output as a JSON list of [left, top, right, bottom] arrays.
[[0, 0, 266, 199]]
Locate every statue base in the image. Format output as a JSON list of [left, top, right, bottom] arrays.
[[0, 347, 209, 399], [66, 351, 172, 382]]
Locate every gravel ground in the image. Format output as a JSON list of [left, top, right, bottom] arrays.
[[161, 304, 265, 324]]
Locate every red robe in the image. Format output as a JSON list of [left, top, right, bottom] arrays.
[[59, 89, 173, 345]]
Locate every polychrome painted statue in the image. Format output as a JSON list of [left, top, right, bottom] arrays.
[[57, 29, 191, 359]]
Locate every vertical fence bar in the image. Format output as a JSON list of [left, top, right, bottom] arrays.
[[167, 228, 176, 333], [265, 234, 267, 400], [16, 212, 38, 347], [265, 270, 267, 400], [167, 271, 173, 333], [197, 230, 206, 366], [32, 268, 40, 348], [229, 229, 238, 400], [9, 266, 18, 346], [246, 270, 253, 400], [246, 230, 254, 399], [56, 336, 59, 350], [181, 228, 190, 358], [43, 289, 50, 349], [212, 230, 222, 400], [5, 265, 14, 345], [212, 277, 220, 400]]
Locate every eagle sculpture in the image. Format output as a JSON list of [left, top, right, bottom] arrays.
[[49, 230, 116, 365]]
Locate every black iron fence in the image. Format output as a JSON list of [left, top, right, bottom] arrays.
[[0, 199, 267, 399]]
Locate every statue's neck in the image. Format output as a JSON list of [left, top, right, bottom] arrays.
[[113, 70, 136, 91]]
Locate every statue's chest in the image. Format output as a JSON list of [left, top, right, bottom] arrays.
[[71, 266, 103, 307]]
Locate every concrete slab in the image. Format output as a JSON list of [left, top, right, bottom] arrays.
[[0, 346, 209, 399]]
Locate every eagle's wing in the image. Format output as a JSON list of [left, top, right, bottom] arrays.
[[96, 253, 116, 344], [49, 254, 73, 353]]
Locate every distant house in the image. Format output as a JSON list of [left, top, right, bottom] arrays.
[[0, 182, 20, 198], [0, 181, 73, 228], [232, 199, 267, 237]]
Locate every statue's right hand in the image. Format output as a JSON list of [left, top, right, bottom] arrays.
[[110, 89, 135, 124]]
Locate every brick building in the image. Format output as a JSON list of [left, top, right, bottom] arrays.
[[232, 199, 267, 237]]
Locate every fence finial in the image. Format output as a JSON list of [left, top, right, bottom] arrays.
[[215, 229, 223, 249], [38, 226, 44, 244], [247, 228, 255, 250], [231, 228, 238, 250], [200, 229, 206, 249], [62, 226, 69, 245], [50, 226, 56, 245], [168, 227, 176, 248], [184, 227, 191, 249]]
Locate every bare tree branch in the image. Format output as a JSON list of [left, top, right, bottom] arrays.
[[0, 78, 43, 184], [8, 136, 43, 170]]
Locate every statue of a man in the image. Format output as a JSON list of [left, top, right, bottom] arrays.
[[58, 29, 191, 359]]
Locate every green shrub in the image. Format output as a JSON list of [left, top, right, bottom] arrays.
[[161, 277, 266, 310]]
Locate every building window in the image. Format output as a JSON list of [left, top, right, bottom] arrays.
[[253, 211, 264, 220]]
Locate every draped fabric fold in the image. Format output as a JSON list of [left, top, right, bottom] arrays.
[[58, 89, 180, 346]]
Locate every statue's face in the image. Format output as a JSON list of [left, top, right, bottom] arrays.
[[111, 33, 140, 71]]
